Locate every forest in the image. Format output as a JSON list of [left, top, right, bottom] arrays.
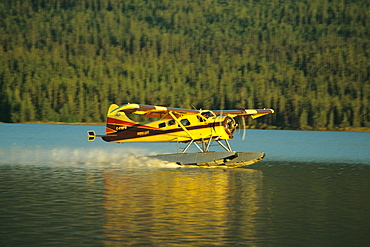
[[0, 0, 369, 130]]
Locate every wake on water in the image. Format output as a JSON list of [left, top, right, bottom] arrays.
[[0, 146, 180, 168]]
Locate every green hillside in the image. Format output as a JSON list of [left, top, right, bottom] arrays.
[[0, 0, 369, 129]]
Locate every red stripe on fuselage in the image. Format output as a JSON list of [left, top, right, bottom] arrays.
[[106, 128, 116, 134], [107, 117, 137, 127]]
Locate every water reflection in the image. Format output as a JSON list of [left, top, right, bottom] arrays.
[[102, 168, 263, 245]]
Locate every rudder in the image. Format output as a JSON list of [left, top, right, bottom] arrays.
[[105, 104, 137, 134]]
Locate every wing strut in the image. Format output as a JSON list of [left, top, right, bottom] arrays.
[[168, 111, 204, 153]]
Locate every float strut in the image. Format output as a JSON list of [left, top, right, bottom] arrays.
[[217, 140, 233, 152]]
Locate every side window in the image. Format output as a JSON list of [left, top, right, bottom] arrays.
[[158, 122, 166, 128], [168, 119, 191, 127], [180, 119, 190, 126]]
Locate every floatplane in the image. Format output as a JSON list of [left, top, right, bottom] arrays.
[[88, 103, 274, 168]]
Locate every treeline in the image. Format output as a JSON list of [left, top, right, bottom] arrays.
[[0, 0, 369, 129]]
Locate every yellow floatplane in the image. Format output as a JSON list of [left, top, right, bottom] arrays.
[[88, 103, 274, 168]]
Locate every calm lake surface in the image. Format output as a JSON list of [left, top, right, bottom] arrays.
[[1, 123, 369, 246]]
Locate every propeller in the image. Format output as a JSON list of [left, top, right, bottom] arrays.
[[236, 116, 247, 140], [241, 116, 246, 140]]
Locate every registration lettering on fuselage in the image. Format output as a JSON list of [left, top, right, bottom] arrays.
[[137, 131, 149, 136]]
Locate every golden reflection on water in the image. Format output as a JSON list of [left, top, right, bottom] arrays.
[[102, 168, 263, 245]]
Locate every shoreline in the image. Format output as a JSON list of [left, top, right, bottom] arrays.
[[2, 121, 369, 132]]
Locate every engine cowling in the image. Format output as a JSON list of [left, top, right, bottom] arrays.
[[213, 116, 237, 139], [223, 116, 237, 138]]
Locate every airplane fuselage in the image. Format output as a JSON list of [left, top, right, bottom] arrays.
[[102, 114, 236, 143]]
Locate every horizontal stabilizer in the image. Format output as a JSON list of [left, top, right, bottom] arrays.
[[87, 130, 96, 141], [87, 130, 117, 141]]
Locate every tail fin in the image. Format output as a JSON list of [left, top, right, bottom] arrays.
[[105, 104, 137, 134]]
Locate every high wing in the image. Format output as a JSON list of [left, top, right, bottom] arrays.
[[212, 109, 275, 119], [110, 103, 274, 119], [109, 103, 200, 119]]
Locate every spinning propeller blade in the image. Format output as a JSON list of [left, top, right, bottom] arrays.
[[241, 116, 246, 140], [236, 116, 247, 140]]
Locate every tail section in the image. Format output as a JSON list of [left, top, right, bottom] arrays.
[[105, 104, 137, 134]]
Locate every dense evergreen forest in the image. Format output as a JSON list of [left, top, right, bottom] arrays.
[[0, 0, 369, 129]]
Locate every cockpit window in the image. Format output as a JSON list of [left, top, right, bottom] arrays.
[[158, 122, 166, 128], [201, 111, 215, 119]]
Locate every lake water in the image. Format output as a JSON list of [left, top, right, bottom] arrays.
[[0, 123, 369, 246]]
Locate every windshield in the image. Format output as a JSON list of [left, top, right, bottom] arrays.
[[200, 111, 215, 119]]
